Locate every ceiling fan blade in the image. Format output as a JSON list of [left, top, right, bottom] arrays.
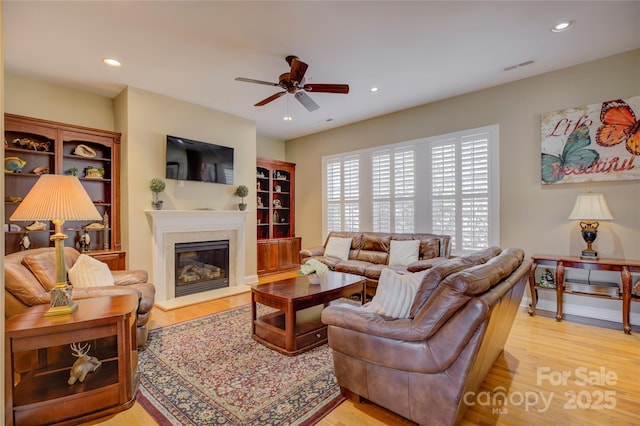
[[289, 58, 309, 84], [235, 77, 279, 87], [255, 91, 286, 106], [295, 91, 319, 112], [303, 84, 350, 94]]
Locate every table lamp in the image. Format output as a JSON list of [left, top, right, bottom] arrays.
[[10, 174, 102, 316], [568, 192, 613, 260]]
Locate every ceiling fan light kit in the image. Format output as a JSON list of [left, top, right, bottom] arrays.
[[235, 55, 349, 112]]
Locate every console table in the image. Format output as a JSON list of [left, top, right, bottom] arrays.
[[528, 255, 640, 334], [4, 294, 139, 425]]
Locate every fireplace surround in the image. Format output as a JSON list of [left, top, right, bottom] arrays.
[[146, 210, 249, 306]]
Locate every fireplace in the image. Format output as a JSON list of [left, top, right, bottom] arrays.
[[146, 210, 249, 305], [175, 240, 229, 297]]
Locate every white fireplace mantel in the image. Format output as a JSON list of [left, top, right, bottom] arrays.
[[146, 210, 249, 304]]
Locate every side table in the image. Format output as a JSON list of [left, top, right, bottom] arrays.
[[528, 255, 640, 334], [4, 294, 139, 426]]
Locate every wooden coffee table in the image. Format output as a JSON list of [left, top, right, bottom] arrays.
[[250, 271, 365, 356]]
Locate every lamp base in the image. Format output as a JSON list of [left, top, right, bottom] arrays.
[[580, 249, 599, 260], [44, 284, 78, 317]]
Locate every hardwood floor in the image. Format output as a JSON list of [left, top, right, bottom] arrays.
[[85, 273, 640, 425]]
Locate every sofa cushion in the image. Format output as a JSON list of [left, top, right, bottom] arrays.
[[418, 237, 440, 259], [334, 259, 370, 275], [364, 268, 427, 318], [21, 247, 81, 290], [389, 240, 420, 266], [361, 233, 391, 252], [324, 236, 353, 261], [364, 263, 408, 280], [68, 254, 115, 288]]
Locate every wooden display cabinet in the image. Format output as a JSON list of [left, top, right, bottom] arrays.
[[4, 114, 124, 269], [256, 157, 301, 275], [4, 295, 139, 425]]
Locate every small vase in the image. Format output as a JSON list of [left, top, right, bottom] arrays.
[[308, 274, 320, 284], [151, 200, 163, 210], [239, 203, 247, 211]]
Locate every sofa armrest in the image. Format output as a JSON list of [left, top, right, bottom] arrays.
[[112, 269, 148, 285], [300, 245, 325, 259], [406, 256, 447, 272], [322, 303, 419, 341]]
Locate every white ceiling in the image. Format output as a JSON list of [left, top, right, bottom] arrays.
[[4, 1, 640, 141]]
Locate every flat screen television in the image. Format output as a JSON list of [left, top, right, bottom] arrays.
[[165, 135, 234, 185]]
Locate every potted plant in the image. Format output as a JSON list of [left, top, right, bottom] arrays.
[[150, 178, 166, 210], [234, 185, 249, 211]]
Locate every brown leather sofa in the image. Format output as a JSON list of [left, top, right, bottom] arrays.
[[321, 247, 531, 426], [300, 231, 451, 297], [4, 247, 155, 347]]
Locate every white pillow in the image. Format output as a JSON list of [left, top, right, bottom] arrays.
[[324, 236, 352, 261], [388, 239, 420, 266], [68, 254, 114, 288], [364, 268, 427, 319]]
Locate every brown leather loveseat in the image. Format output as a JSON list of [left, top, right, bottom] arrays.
[[321, 247, 531, 426], [4, 247, 155, 347], [300, 231, 451, 297]]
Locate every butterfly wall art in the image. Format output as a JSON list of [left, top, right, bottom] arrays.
[[540, 95, 639, 184]]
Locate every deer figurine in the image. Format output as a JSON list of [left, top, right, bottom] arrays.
[[68, 342, 102, 385]]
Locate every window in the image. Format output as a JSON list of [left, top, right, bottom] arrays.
[[325, 156, 359, 233], [323, 125, 498, 255]]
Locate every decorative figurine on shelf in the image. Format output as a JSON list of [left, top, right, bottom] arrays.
[[103, 212, 110, 250], [257, 196, 263, 208], [19, 230, 31, 251], [66, 167, 79, 176], [85, 166, 105, 179], [68, 342, 102, 385], [274, 184, 281, 193], [539, 268, 556, 288], [273, 199, 282, 208], [4, 157, 26, 173], [79, 229, 90, 252]]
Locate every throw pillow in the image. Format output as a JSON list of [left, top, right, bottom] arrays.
[[364, 268, 427, 319], [388, 239, 420, 266], [324, 236, 352, 261], [68, 254, 114, 288]]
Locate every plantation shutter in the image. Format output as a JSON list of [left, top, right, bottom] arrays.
[[460, 134, 489, 250], [394, 148, 415, 232], [431, 133, 490, 251], [326, 159, 342, 232], [372, 151, 391, 232], [343, 156, 360, 231]]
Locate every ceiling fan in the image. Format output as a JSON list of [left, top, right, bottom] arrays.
[[235, 55, 349, 112]]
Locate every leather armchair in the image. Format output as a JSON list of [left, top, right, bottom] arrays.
[[321, 247, 531, 426], [4, 247, 155, 347]]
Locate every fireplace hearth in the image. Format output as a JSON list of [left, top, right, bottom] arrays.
[[175, 240, 229, 297]]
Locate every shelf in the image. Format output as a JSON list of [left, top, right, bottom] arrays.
[[5, 113, 122, 255], [5, 147, 55, 156]]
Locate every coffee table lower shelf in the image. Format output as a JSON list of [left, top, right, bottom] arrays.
[[253, 310, 327, 356]]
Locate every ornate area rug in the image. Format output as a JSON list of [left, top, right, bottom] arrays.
[[136, 305, 344, 425]]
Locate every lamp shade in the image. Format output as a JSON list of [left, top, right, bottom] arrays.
[[568, 193, 614, 221], [10, 174, 102, 222]]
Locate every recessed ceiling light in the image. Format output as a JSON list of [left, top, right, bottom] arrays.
[[370, 87, 379, 92], [552, 20, 575, 33], [283, 116, 292, 121], [102, 58, 122, 67]]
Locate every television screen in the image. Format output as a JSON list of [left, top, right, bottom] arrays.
[[166, 135, 234, 185]]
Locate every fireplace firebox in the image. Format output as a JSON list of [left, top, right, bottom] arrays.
[[175, 240, 229, 297]]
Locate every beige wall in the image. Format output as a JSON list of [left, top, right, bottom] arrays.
[[257, 134, 286, 160], [4, 74, 115, 130], [1, 2, 6, 418], [113, 87, 257, 278], [287, 49, 640, 322]]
